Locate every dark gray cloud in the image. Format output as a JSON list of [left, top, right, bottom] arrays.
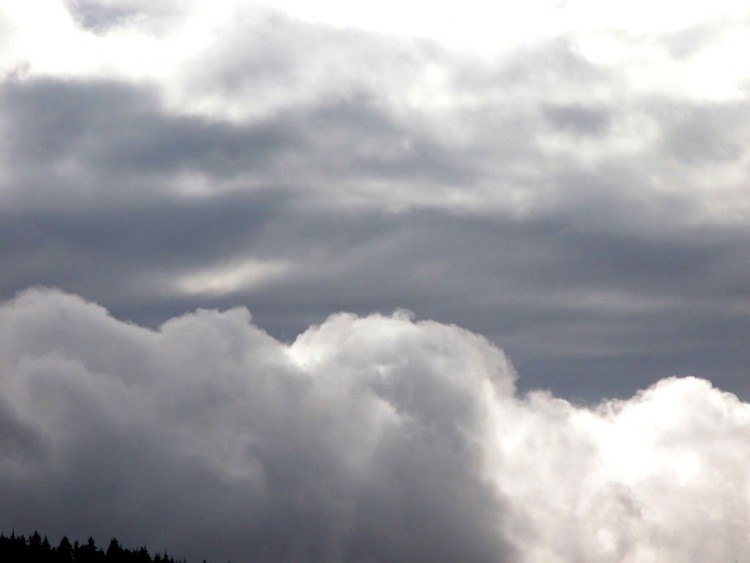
[[0, 78, 299, 207], [248, 207, 750, 401], [5, 198, 748, 403], [0, 75, 474, 211], [2, 99, 748, 400]]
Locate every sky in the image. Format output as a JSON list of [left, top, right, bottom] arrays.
[[0, 1, 749, 561]]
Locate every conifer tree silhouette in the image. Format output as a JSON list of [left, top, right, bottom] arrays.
[[0, 530, 196, 563]]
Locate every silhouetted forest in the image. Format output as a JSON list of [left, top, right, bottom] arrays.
[[0, 531, 199, 563]]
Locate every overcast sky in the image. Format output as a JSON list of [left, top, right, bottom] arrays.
[[1, 1, 749, 561]]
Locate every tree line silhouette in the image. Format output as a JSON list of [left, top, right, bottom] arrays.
[[0, 531, 200, 563]]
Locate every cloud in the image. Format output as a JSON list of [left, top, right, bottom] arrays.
[[1, 5, 748, 559], [1, 0, 749, 403], [1, 288, 748, 562]]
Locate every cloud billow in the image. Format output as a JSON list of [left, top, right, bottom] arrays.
[[0, 289, 748, 562]]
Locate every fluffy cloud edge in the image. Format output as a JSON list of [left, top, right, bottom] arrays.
[[1, 287, 748, 562]]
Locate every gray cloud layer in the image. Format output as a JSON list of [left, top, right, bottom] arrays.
[[1, 67, 748, 400], [1, 289, 748, 562], [0, 6, 749, 397]]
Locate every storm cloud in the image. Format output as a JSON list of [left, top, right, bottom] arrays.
[[1, 1, 749, 559], [0, 53, 748, 400]]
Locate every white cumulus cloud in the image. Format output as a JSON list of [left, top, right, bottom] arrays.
[[0, 288, 748, 562]]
